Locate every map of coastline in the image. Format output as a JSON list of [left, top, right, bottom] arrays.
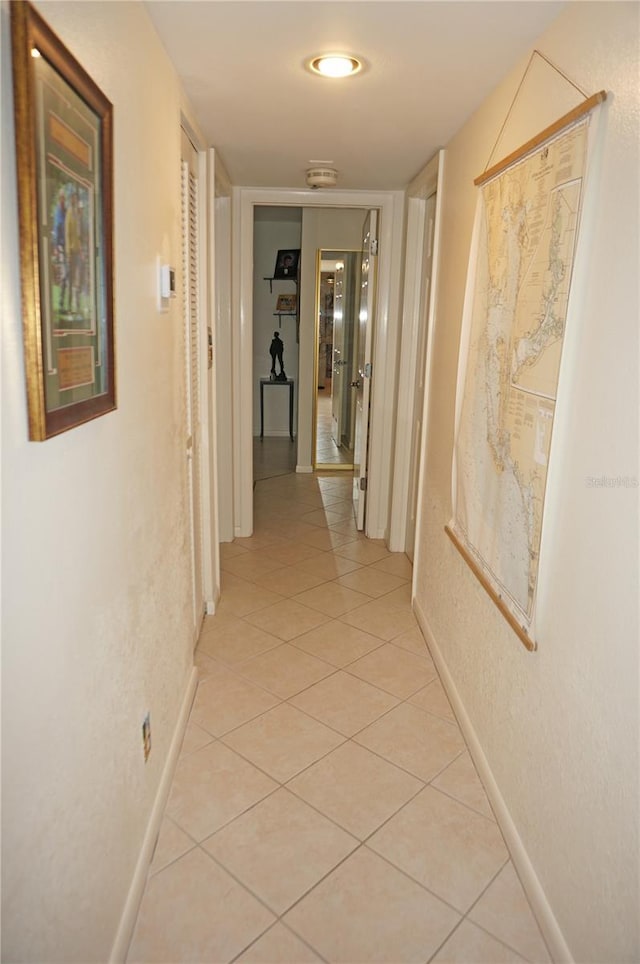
[[453, 121, 588, 626]]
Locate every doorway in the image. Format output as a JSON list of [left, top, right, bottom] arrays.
[[181, 128, 204, 634], [313, 250, 359, 470], [388, 149, 445, 556], [235, 188, 403, 541], [251, 206, 302, 483], [404, 192, 436, 560]]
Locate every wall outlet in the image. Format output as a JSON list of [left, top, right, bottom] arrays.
[[142, 713, 151, 762]]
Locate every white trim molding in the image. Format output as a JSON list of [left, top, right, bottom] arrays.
[[413, 599, 574, 964], [233, 187, 404, 539], [389, 149, 445, 552], [109, 667, 199, 963], [211, 152, 233, 550]]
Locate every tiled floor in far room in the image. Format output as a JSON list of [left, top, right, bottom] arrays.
[[315, 391, 352, 466], [128, 464, 551, 964]]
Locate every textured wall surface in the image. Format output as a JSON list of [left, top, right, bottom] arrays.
[[413, 3, 639, 961], [1, 2, 195, 960]]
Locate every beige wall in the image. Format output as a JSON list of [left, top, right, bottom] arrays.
[[3, 1, 638, 960], [413, 3, 639, 961], [1, 2, 195, 960]]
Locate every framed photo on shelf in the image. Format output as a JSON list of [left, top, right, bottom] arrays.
[[275, 293, 297, 313], [273, 248, 300, 279], [11, 0, 115, 440]]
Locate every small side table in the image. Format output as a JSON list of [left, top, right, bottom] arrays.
[[259, 378, 295, 441]]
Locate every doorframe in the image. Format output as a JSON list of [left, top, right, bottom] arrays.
[[233, 187, 404, 539], [313, 249, 358, 471], [180, 111, 218, 615], [205, 148, 232, 612], [388, 150, 445, 553]]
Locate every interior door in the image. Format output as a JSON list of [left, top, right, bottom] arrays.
[[181, 132, 204, 633], [352, 209, 378, 530], [331, 260, 345, 445], [406, 195, 436, 560]]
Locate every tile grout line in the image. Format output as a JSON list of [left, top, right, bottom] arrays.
[[137, 469, 539, 964]]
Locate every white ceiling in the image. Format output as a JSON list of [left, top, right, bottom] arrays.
[[146, 1, 566, 190]]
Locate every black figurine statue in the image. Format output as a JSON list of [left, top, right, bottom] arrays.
[[269, 331, 286, 380]]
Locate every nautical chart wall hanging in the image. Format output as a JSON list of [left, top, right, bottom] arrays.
[[446, 75, 606, 652]]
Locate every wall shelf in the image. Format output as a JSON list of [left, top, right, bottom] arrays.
[[263, 276, 299, 294], [264, 272, 299, 340]]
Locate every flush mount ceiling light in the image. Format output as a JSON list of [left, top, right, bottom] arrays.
[[308, 54, 363, 78]]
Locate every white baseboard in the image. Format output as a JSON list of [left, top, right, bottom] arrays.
[[109, 665, 199, 963], [367, 527, 386, 540], [296, 464, 313, 473], [205, 584, 221, 616], [413, 598, 573, 964]]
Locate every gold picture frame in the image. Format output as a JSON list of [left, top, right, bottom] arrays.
[[11, 0, 115, 440]]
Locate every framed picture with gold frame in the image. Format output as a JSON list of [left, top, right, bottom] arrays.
[[11, 1, 115, 440]]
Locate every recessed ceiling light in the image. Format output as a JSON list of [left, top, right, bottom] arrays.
[[308, 54, 362, 78]]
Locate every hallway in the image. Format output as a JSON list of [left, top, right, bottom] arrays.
[[127, 470, 550, 963]]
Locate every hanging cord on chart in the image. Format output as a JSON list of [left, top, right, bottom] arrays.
[[483, 50, 590, 175]]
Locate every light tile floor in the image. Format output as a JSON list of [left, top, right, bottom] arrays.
[[315, 392, 352, 467], [128, 471, 552, 964]]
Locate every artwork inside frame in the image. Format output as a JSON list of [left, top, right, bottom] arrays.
[[273, 248, 300, 279], [11, 0, 115, 440], [275, 293, 297, 313]]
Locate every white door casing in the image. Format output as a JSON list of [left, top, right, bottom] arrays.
[[233, 188, 404, 540], [353, 209, 378, 530], [331, 260, 345, 447], [181, 152, 204, 633], [179, 121, 219, 618], [388, 150, 445, 555], [405, 193, 436, 561], [211, 150, 233, 547]]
